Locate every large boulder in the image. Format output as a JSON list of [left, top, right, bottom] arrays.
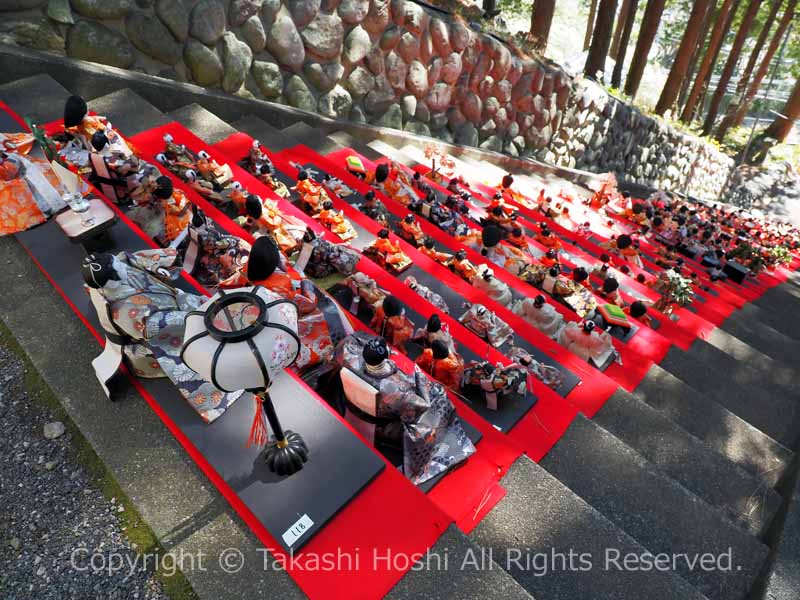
[[400, 94, 417, 119], [384, 51, 407, 89], [289, 0, 321, 27], [301, 13, 344, 60], [405, 120, 430, 136], [0, 0, 44, 10], [229, 0, 263, 27], [375, 103, 403, 129], [343, 25, 370, 63], [363, 0, 390, 33], [46, 0, 74, 24], [426, 56, 442, 86], [304, 61, 344, 93], [460, 90, 482, 122], [183, 39, 224, 85], [346, 66, 375, 97], [406, 60, 428, 98], [449, 21, 470, 52], [425, 82, 452, 113], [365, 45, 384, 74], [489, 43, 511, 80], [262, 0, 281, 23], [241, 16, 266, 52], [156, 0, 190, 42], [429, 17, 450, 57], [441, 52, 461, 85], [266, 7, 305, 70], [318, 85, 352, 118], [67, 21, 135, 69], [189, 0, 226, 45], [285, 75, 317, 111], [221, 32, 253, 92], [0, 18, 63, 51], [379, 25, 401, 50], [338, 0, 369, 24], [454, 122, 478, 146], [364, 76, 395, 114], [251, 60, 283, 97], [398, 0, 424, 34], [71, 0, 132, 19], [396, 31, 419, 63], [126, 12, 180, 65]]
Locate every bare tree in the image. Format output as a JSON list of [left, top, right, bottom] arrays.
[[585, 0, 599, 50], [731, 0, 784, 100], [655, 0, 714, 115], [624, 0, 668, 97], [584, 0, 620, 79], [611, 0, 640, 88], [610, 0, 634, 58], [677, 0, 719, 111], [762, 77, 800, 142], [528, 0, 557, 52]]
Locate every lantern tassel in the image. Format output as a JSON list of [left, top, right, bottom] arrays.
[[247, 393, 269, 448]]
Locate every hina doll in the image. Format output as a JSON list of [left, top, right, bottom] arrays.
[[395, 213, 426, 246], [572, 267, 593, 291], [512, 295, 565, 339], [81, 249, 242, 422], [600, 277, 625, 307], [299, 229, 359, 278], [624, 300, 653, 328], [485, 205, 516, 233], [235, 194, 303, 254], [248, 140, 273, 173], [419, 237, 453, 266], [411, 313, 455, 353], [368, 162, 415, 206], [184, 208, 251, 288], [536, 226, 562, 251], [415, 340, 464, 390], [127, 175, 191, 247], [255, 164, 290, 198], [404, 275, 450, 315], [360, 190, 389, 227], [558, 320, 618, 367], [506, 227, 529, 251], [316, 200, 357, 242], [473, 264, 513, 307], [540, 249, 560, 269], [0, 148, 66, 235], [481, 225, 531, 276], [346, 272, 387, 308], [449, 249, 478, 283], [332, 333, 475, 485], [221, 236, 353, 372], [193, 149, 233, 190], [496, 174, 533, 209], [369, 295, 414, 351], [63, 96, 132, 158], [88, 131, 144, 203], [459, 302, 514, 348], [610, 234, 644, 268], [461, 361, 527, 410], [508, 346, 565, 390], [364, 228, 412, 273], [162, 134, 194, 164], [487, 191, 516, 218], [293, 170, 328, 214]]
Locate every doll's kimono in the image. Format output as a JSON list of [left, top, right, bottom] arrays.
[[459, 303, 514, 348], [557, 321, 617, 367], [0, 148, 66, 235], [184, 219, 251, 289], [85, 249, 243, 422], [512, 297, 565, 339], [334, 332, 475, 485]]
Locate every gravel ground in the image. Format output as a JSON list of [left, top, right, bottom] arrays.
[[0, 344, 168, 600]]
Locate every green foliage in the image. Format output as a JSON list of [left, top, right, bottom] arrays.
[[769, 245, 793, 265]]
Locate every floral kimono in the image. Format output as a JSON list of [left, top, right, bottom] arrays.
[[0, 146, 66, 235], [185, 218, 251, 288], [86, 249, 243, 422], [334, 332, 475, 485]]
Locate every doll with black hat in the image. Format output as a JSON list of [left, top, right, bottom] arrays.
[[364, 228, 412, 272]]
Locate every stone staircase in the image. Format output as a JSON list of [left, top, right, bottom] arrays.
[[2, 73, 799, 600]]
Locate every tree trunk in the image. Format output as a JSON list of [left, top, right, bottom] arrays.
[[762, 77, 800, 143], [655, 0, 714, 115], [701, 0, 764, 135], [623, 0, 667, 97], [584, 0, 620, 80], [528, 0, 557, 52], [584, 0, 598, 50], [732, 0, 783, 99], [677, 0, 718, 111], [679, 0, 738, 122], [692, 0, 741, 120], [611, 0, 640, 88], [610, 0, 633, 59], [717, 0, 798, 138]]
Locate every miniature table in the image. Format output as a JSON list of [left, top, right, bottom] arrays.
[[55, 198, 117, 250]]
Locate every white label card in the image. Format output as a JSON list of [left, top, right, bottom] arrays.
[[282, 514, 314, 548]]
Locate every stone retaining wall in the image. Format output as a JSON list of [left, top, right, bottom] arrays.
[[0, 0, 734, 201]]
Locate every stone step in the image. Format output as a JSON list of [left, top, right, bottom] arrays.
[[734, 303, 800, 342], [634, 365, 792, 488], [720, 312, 800, 366], [282, 120, 342, 155], [539, 415, 769, 600], [231, 114, 301, 152], [0, 73, 72, 123], [167, 103, 239, 145], [87, 88, 171, 137], [470, 457, 710, 600], [659, 346, 800, 449], [386, 523, 536, 600], [594, 389, 781, 537]]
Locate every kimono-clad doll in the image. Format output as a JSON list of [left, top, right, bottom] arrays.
[[63, 95, 133, 158], [415, 339, 464, 390], [484, 204, 516, 233], [359, 190, 389, 227], [0, 148, 66, 235], [512, 294, 565, 339], [369, 295, 414, 352], [395, 213, 426, 247], [298, 229, 360, 279], [599, 276, 625, 307], [419, 237, 453, 267], [461, 361, 527, 410], [473, 264, 513, 307], [368, 162, 416, 206], [558, 320, 618, 367], [127, 175, 191, 247], [246, 141, 289, 199], [81, 249, 243, 422], [404, 275, 449, 315], [184, 207, 251, 288], [0, 132, 34, 155], [364, 228, 412, 273], [88, 131, 147, 203], [316, 200, 357, 242], [481, 225, 531, 276], [292, 170, 329, 214], [508, 346, 566, 390], [487, 191, 516, 219], [235, 194, 304, 254], [506, 227, 529, 251], [411, 313, 455, 353], [333, 333, 475, 485], [346, 272, 387, 309], [609, 234, 644, 268], [221, 235, 353, 372], [449, 249, 478, 283], [496, 174, 534, 210], [536, 225, 563, 252], [459, 302, 514, 348], [540, 248, 560, 270]]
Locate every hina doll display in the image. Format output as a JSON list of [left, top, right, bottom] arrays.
[[346, 272, 387, 308], [506, 227, 529, 251], [404, 275, 450, 314], [316, 200, 357, 242], [411, 313, 455, 353], [600, 277, 625, 306], [508, 346, 566, 390], [127, 175, 191, 247], [484, 204, 517, 233], [496, 174, 533, 209], [184, 208, 251, 288], [331, 333, 475, 485], [63, 96, 133, 158], [359, 190, 389, 226], [299, 230, 360, 278], [221, 236, 353, 372], [395, 213, 426, 247], [512, 295, 565, 339], [254, 164, 290, 198], [459, 303, 514, 348], [369, 295, 414, 351], [235, 194, 304, 254], [368, 162, 416, 206], [481, 225, 531, 276], [473, 264, 513, 307], [571, 266, 592, 290], [81, 249, 242, 422], [0, 146, 67, 235], [246, 140, 288, 198], [293, 170, 329, 214], [557, 320, 618, 367], [609, 234, 644, 268], [461, 361, 527, 410], [449, 249, 479, 283], [415, 340, 464, 390], [536, 225, 563, 251], [87, 131, 145, 203], [419, 237, 453, 266], [364, 228, 412, 273], [541, 249, 560, 269], [624, 300, 653, 328]]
